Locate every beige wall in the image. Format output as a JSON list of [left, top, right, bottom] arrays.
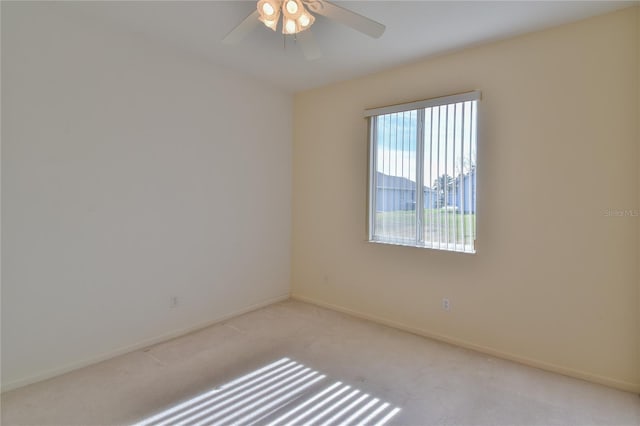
[[2, 4, 292, 390], [292, 7, 640, 392]]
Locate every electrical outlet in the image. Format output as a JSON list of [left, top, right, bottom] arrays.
[[442, 298, 451, 311], [170, 296, 179, 308]]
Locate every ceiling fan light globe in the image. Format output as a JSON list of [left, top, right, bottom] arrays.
[[257, 0, 281, 31], [257, 0, 280, 19], [285, 0, 298, 15], [262, 3, 275, 16], [284, 18, 297, 34], [298, 12, 314, 28], [282, 0, 303, 20], [263, 18, 278, 30]]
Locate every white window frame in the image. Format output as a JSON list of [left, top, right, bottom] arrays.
[[365, 90, 480, 253]]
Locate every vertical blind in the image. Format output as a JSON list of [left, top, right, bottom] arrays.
[[366, 91, 480, 253]]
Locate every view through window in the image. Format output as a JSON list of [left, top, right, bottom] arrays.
[[367, 91, 479, 253]]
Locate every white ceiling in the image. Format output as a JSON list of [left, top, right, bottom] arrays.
[[67, 0, 635, 92]]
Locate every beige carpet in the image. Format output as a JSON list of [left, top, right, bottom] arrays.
[[2, 300, 639, 425]]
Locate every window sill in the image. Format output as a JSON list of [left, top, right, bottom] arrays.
[[367, 239, 476, 254]]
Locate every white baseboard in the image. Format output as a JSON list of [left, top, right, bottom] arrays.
[[6, 293, 638, 394], [1, 294, 290, 393], [291, 294, 640, 394]]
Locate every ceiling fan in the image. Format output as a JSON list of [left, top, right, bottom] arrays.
[[223, 0, 385, 60]]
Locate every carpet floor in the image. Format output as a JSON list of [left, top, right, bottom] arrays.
[[2, 300, 639, 425]]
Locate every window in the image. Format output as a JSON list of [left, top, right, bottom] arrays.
[[366, 91, 479, 253]]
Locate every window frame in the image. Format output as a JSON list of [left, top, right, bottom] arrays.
[[365, 90, 481, 253]]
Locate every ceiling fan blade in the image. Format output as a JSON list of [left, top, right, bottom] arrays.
[[296, 30, 322, 61], [222, 10, 261, 45], [312, 1, 385, 39]]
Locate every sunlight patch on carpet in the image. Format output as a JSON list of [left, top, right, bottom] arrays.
[[134, 357, 401, 425]]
